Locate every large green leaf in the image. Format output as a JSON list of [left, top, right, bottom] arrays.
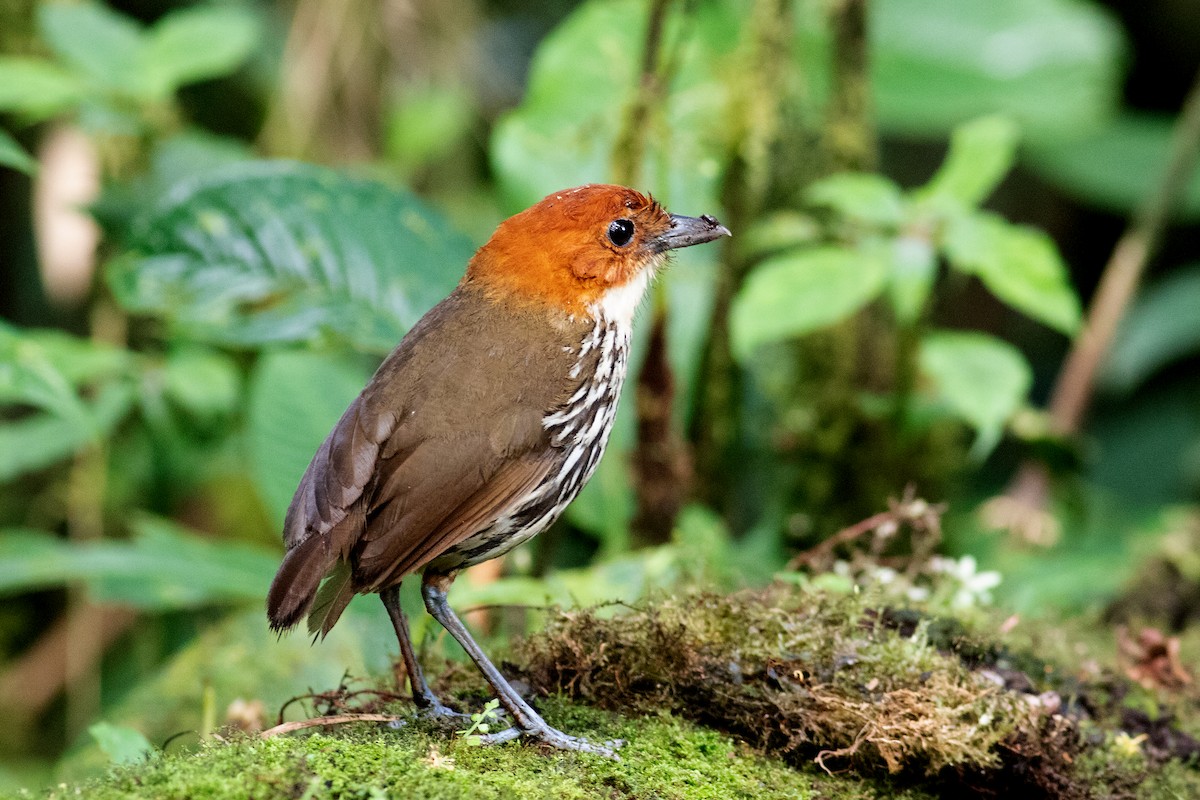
[[1025, 113, 1200, 220], [730, 247, 888, 361], [38, 1, 146, 94], [108, 161, 471, 353], [0, 57, 84, 119], [918, 330, 1032, 457], [245, 349, 373, 526], [1103, 265, 1200, 392], [0, 516, 278, 607], [943, 211, 1081, 334], [37, 1, 256, 104], [141, 5, 259, 97], [869, 0, 1124, 141]]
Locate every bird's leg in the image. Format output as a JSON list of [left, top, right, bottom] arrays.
[[420, 572, 621, 758], [380, 584, 468, 722]]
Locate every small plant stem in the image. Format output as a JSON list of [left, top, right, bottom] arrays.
[[994, 69, 1200, 530], [1047, 69, 1200, 436]]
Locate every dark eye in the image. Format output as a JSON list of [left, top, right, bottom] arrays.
[[607, 218, 635, 247]]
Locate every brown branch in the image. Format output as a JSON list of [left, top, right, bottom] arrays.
[[785, 488, 944, 571], [786, 511, 896, 571], [260, 714, 407, 739]]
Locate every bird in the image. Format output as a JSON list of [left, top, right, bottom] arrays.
[[266, 184, 730, 757]]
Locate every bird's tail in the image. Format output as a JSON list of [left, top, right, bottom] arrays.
[[267, 534, 341, 633]]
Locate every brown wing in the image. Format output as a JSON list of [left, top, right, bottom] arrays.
[[266, 286, 587, 633], [352, 440, 554, 589]]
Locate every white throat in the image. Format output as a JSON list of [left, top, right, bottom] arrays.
[[587, 268, 653, 327]]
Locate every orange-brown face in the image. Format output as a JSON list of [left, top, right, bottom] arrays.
[[465, 184, 729, 320]]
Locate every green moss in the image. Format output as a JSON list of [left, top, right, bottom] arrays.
[[23, 586, 1200, 799], [25, 701, 931, 800]]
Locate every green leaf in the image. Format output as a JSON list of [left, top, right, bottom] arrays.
[[918, 115, 1020, 207], [730, 247, 888, 361], [738, 212, 822, 262], [0, 517, 279, 608], [1103, 265, 1200, 392], [943, 211, 1081, 334], [0, 57, 83, 119], [386, 84, 475, 174], [0, 323, 135, 481], [245, 350, 373, 525], [141, 5, 259, 97], [885, 234, 938, 324], [162, 347, 241, 423], [38, 1, 146, 93], [108, 161, 472, 353], [88, 722, 154, 765], [0, 322, 132, 393], [0, 383, 134, 482], [868, 0, 1124, 142], [806, 173, 905, 226], [918, 330, 1032, 457], [0, 128, 35, 175], [1025, 113, 1200, 220]]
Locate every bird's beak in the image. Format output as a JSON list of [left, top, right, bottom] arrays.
[[656, 213, 732, 251]]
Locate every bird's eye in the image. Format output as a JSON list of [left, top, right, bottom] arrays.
[[607, 219, 635, 247]]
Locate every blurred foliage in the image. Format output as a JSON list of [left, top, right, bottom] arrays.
[[1, 0, 1199, 792]]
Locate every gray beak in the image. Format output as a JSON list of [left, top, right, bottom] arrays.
[[657, 213, 732, 251]]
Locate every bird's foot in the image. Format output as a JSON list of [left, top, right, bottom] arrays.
[[410, 700, 475, 734], [388, 699, 474, 730], [417, 701, 474, 724], [478, 723, 624, 759]]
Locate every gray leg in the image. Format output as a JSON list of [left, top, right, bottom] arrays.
[[421, 572, 620, 758], [380, 584, 468, 722]]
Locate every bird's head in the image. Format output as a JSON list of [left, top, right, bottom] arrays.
[[465, 184, 730, 324]]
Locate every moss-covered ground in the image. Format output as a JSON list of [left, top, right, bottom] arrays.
[[13, 584, 1200, 799], [27, 701, 934, 800]]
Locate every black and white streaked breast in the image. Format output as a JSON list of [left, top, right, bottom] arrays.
[[426, 318, 630, 571]]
